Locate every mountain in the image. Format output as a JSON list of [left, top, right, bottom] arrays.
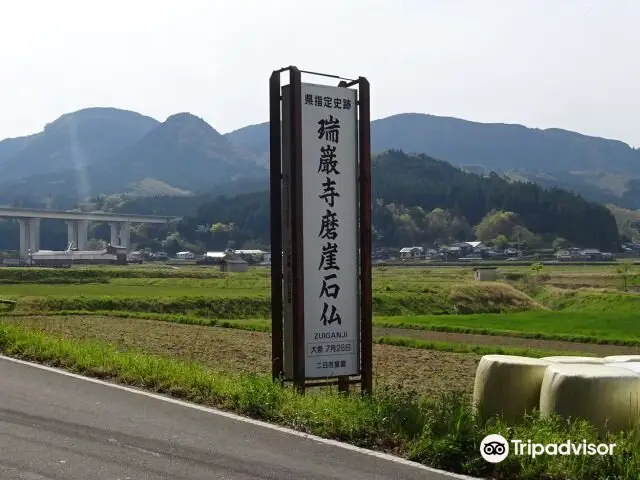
[[85, 112, 265, 193], [121, 178, 193, 197], [607, 204, 640, 242], [224, 122, 270, 166], [369, 114, 640, 174], [0, 107, 159, 182], [0, 113, 267, 202], [4, 108, 640, 210], [225, 113, 640, 208], [0, 135, 34, 164]]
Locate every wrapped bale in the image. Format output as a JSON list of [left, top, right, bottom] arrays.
[[604, 355, 640, 363], [542, 356, 604, 365], [540, 364, 640, 434], [473, 355, 551, 423], [605, 362, 640, 374]]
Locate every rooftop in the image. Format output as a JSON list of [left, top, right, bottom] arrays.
[[205, 252, 226, 258], [222, 258, 248, 264]]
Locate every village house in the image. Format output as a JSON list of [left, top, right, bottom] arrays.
[[399, 246, 423, 259], [197, 251, 227, 264], [555, 249, 573, 260], [473, 267, 498, 281], [234, 249, 266, 263], [220, 257, 249, 273], [581, 248, 602, 259]]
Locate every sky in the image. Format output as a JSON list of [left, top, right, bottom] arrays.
[[1, 0, 639, 146]]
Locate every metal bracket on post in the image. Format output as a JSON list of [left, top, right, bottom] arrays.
[[355, 77, 373, 397], [289, 67, 306, 394], [269, 70, 284, 386], [270, 66, 305, 394]]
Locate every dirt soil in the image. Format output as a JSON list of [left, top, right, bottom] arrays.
[[5, 315, 480, 396]]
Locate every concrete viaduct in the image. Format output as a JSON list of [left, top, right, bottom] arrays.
[[0, 207, 172, 258]]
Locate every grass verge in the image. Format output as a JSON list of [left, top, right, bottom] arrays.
[[0, 321, 638, 479]]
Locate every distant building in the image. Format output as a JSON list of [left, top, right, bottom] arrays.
[[580, 249, 602, 260], [234, 249, 264, 256], [197, 251, 227, 265], [107, 245, 128, 256], [204, 251, 226, 259], [220, 257, 249, 273], [31, 248, 125, 266], [399, 246, 423, 259], [176, 251, 195, 260], [234, 249, 266, 263], [473, 267, 497, 281]]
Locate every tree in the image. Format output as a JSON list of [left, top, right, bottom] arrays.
[[424, 208, 471, 243], [161, 232, 197, 255], [473, 210, 520, 243], [85, 239, 107, 251], [512, 225, 535, 248], [616, 260, 634, 292], [395, 212, 420, 245], [492, 235, 510, 249], [524, 262, 547, 291], [240, 239, 267, 250], [552, 237, 569, 250], [210, 222, 237, 249]]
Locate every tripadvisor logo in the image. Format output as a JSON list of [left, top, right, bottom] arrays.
[[480, 434, 509, 463], [480, 434, 616, 462]]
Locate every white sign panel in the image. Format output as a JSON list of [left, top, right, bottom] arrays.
[[301, 83, 360, 378]]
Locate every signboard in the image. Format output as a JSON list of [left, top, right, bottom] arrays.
[[282, 82, 360, 379]]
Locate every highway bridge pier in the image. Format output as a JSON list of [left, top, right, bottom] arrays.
[[0, 207, 171, 258]]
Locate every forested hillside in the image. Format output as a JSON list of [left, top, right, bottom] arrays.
[[158, 150, 620, 253]]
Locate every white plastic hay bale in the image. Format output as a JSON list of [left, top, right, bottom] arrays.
[[604, 355, 640, 363], [541, 356, 604, 365], [473, 354, 551, 422], [540, 363, 640, 434], [604, 362, 640, 375]]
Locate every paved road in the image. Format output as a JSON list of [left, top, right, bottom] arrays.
[[0, 357, 466, 479]]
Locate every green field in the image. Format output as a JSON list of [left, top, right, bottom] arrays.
[[378, 310, 640, 343], [2, 263, 640, 387], [1, 263, 640, 479]]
